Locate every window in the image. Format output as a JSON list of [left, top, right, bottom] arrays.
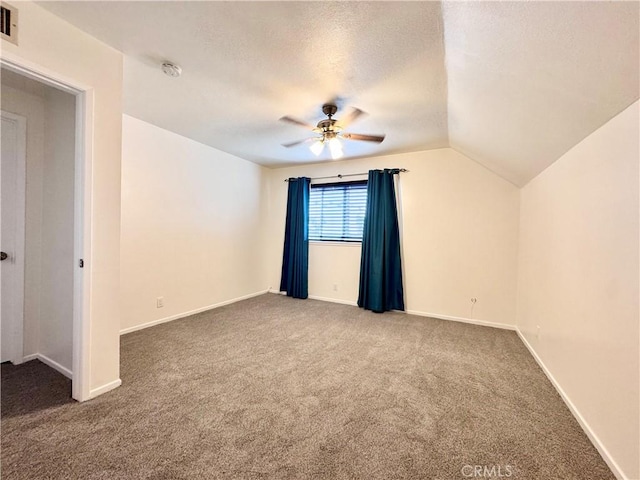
[[309, 181, 368, 242]]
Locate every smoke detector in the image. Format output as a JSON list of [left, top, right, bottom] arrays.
[[161, 62, 182, 78]]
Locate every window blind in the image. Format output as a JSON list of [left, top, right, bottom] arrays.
[[309, 181, 368, 242]]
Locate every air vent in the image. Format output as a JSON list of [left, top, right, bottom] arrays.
[[1, 2, 18, 45]]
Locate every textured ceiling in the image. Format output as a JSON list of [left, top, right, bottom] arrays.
[[443, 1, 639, 185], [40, 1, 638, 186]]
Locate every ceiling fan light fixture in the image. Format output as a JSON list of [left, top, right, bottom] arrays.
[[310, 139, 324, 156], [281, 103, 384, 158]]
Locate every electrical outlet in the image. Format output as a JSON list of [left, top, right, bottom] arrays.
[[536, 325, 541, 339], [333, 284, 338, 292], [157, 297, 164, 308]]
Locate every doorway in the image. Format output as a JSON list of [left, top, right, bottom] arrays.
[[1, 110, 26, 364], [0, 64, 88, 399]]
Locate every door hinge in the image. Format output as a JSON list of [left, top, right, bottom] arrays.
[[79, 259, 84, 268]]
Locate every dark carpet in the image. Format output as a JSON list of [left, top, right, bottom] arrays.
[[1, 294, 614, 479]]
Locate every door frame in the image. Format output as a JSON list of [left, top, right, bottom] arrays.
[[1, 53, 94, 402], [0, 110, 26, 365]]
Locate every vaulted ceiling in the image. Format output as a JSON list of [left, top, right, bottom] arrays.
[[40, 1, 639, 186]]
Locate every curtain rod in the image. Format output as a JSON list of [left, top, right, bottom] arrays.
[[284, 168, 408, 182]]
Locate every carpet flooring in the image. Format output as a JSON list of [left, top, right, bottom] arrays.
[[2, 294, 614, 479]]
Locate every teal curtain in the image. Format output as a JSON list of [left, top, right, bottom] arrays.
[[280, 177, 310, 299], [358, 169, 404, 313]]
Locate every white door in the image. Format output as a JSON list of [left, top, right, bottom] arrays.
[[1, 111, 26, 364]]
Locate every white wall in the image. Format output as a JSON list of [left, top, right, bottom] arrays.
[[39, 87, 75, 370], [266, 148, 521, 327], [0, 83, 44, 358], [120, 115, 268, 332], [1, 1, 124, 396], [517, 102, 639, 480]]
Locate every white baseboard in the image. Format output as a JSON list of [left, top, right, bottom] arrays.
[[270, 289, 357, 306], [308, 294, 358, 306], [268, 289, 357, 307], [406, 309, 516, 330], [24, 353, 121, 400], [89, 378, 122, 400], [120, 289, 270, 335], [23, 353, 73, 379], [271, 291, 515, 331], [516, 329, 627, 480]]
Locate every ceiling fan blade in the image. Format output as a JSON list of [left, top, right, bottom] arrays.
[[279, 115, 316, 131], [282, 137, 317, 148], [337, 107, 366, 129], [342, 132, 385, 143]]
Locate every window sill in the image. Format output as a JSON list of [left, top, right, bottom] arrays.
[[310, 241, 362, 247]]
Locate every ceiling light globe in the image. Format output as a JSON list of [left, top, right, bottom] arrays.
[[329, 137, 343, 160], [310, 140, 324, 156]]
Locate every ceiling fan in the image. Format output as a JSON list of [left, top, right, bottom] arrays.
[[280, 104, 385, 160]]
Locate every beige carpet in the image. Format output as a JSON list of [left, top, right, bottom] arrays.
[[1, 294, 614, 479]]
